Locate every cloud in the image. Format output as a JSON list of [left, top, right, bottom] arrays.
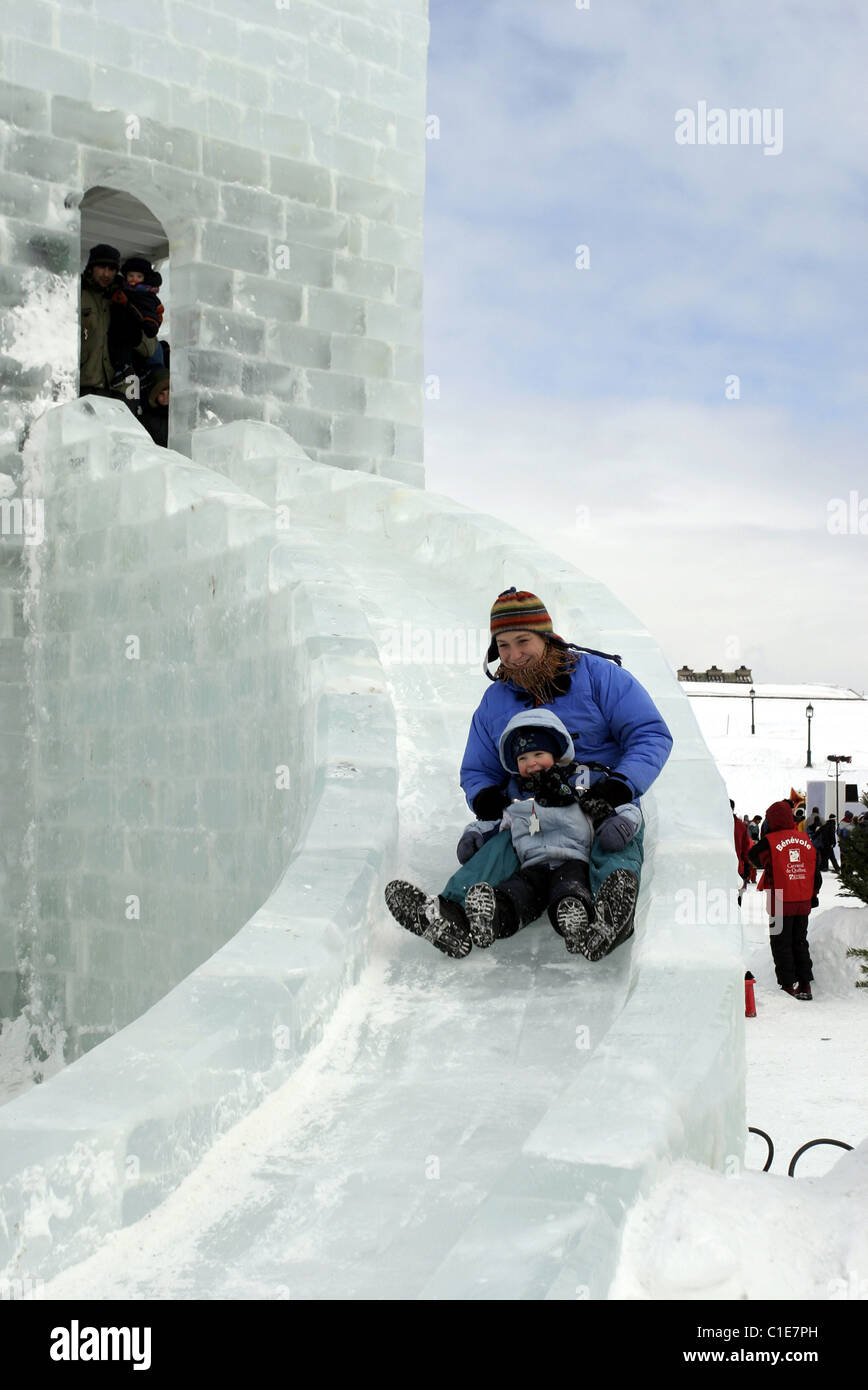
[[425, 0, 868, 413], [424, 392, 868, 692], [424, 0, 868, 694]]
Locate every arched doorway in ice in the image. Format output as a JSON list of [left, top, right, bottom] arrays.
[[80, 186, 171, 444]]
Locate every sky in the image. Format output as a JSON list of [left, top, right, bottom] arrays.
[[422, 0, 868, 694]]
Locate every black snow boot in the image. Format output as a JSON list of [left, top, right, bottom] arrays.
[[554, 894, 594, 955], [384, 881, 472, 959], [465, 881, 498, 948], [385, 880, 430, 937], [581, 869, 639, 962], [422, 896, 472, 958]]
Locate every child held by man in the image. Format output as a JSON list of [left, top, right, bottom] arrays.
[[113, 256, 165, 367]]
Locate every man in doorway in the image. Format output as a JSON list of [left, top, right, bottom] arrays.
[[79, 243, 158, 398]]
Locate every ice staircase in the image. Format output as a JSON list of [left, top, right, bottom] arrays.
[[0, 399, 743, 1299]]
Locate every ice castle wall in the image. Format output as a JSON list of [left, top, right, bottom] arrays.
[[0, 0, 427, 479], [0, 0, 427, 1058], [0, 407, 399, 1276], [13, 396, 327, 1060]]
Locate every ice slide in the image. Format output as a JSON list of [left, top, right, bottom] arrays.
[[0, 399, 743, 1299]]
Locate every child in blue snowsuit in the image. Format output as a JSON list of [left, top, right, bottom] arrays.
[[384, 587, 672, 960], [461, 709, 642, 957]]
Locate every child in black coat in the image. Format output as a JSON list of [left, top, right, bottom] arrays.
[[116, 256, 165, 367]]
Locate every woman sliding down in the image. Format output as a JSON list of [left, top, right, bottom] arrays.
[[385, 587, 673, 960]]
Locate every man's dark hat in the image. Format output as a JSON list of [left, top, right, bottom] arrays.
[[86, 243, 121, 269]]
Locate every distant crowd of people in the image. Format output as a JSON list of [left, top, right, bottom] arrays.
[[731, 794, 866, 1002], [79, 241, 169, 448]]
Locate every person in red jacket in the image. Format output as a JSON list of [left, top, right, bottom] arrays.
[[747, 799, 822, 1000], [731, 799, 753, 903]]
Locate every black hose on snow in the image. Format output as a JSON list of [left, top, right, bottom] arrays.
[[787, 1138, 853, 1177], [748, 1126, 774, 1172]]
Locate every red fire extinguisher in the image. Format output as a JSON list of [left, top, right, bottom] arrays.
[[745, 971, 756, 1018]]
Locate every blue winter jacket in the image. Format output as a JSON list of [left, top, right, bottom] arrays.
[[460, 649, 673, 812]]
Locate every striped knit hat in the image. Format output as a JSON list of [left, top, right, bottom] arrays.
[[490, 588, 555, 641], [485, 587, 568, 671]]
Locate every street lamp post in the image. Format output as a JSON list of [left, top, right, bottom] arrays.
[[749, 687, 756, 736], [806, 702, 813, 768], [827, 755, 852, 823]]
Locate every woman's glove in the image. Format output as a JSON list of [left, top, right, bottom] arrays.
[[456, 819, 501, 865], [594, 803, 642, 852], [594, 776, 634, 809], [472, 786, 510, 820]]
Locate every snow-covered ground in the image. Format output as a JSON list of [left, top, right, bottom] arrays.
[[688, 684, 867, 815], [609, 690, 868, 1300]]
